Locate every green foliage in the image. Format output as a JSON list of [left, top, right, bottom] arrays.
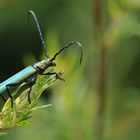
[[0, 70, 61, 130]]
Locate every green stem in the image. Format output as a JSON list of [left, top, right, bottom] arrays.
[[92, 0, 108, 139]]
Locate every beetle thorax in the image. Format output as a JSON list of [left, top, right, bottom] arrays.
[[33, 59, 56, 74], [38, 60, 50, 70], [33, 59, 50, 70]]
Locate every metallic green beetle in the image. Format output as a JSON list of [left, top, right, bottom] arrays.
[[0, 10, 83, 106]]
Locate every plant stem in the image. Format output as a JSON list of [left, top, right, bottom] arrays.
[[92, 0, 108, 139], [97, 46, 107, 140]]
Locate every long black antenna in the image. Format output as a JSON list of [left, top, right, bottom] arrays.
[[28, 10, 50, 59], [51, 41, 83, 64]]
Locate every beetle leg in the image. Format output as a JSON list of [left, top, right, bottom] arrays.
[[6, 82, 23, 107], [0, 94, 6, 102], [42, 72, 65, 81], [5, 74, 37, 107], [24, 74, 37, 104]]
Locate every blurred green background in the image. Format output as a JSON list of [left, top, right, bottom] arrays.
[[0, 0, 140, 140]]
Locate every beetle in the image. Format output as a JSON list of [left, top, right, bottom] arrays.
[[0, 10, 83, 107]]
